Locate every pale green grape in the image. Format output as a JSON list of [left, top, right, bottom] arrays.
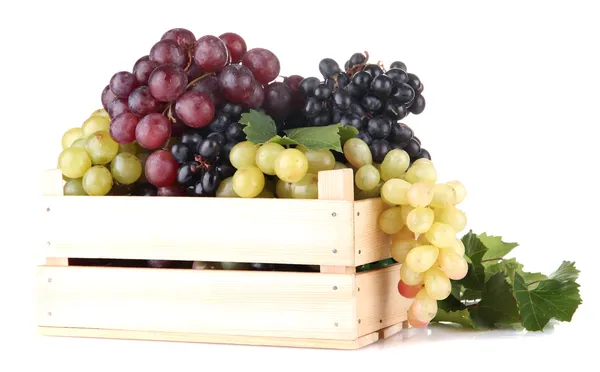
[[119, 142, 138, 154], [406, 207, 435, 234], [446, 238, 466, 256], [300, 148, 336, 174], [58, 147, 92, 179], [255, 142, 285, 175], [434, 206, 467, 232], [232, 166, 265, 198], [425, 222, 457, 249], [291, 173, 319, 199], [381, 178, 412, 205], [413, 158, 432, 166], [405, 163, 438, 184], [405, 245, 439, 273], [63, 178, 87, 196], [407, 182, 434, 208], [274, 148, 308, 183], [378, 207, 404, 234], [355, 164, 380, 191], [437, 249, 468, 280], [216, 177, 239, 198], [62, 128, 83, 149], [355, 182, 382, 200], [343, 138, 372, 168], [391, 239, 419, 263], [91, 108, 110, 119], [275, 179, 294, 198], [400, 263, 424, 285], [423, 267, 451, 300], [85, 130, 119, 165], [110, 152, 142, 185], [447, 180, 467, 204], [333, 162, 348, 170], [400, 204, 415, 225], [410, 288, 438, 322], [429, 184, 456, 208], [82, 166, 113, 196], [230, 141, 258, 169], [380, 149, 410, 181], [70, 137, 88, 149], [81, 115, 110, 137]]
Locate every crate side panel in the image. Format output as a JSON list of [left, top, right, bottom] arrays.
[[37, 266, 358, 340], [40, 196, 354, 266], [355, 263, 412, 336], [354, 198, 391, 266]]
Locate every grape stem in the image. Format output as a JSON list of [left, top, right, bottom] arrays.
[[194, 155, 212, 170], [183, 47, 194, 72], [186, 72, 216, 89], [480, 257, 503, 263]]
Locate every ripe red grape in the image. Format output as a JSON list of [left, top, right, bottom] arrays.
[[109, 112, 139, 144], [219, 32, 247, 63], [244, 81, 265, 109], [218, 64, 255, 103], [161, 28, 196, 49], [128, 86, 161, 117], [193, 35, 228, 73], [263, 82, 292, 120], [398, 280, 422, 298], [149, 39, 188, 69], [101, 85, 117, 111], [242, 48, 280, 84], [157, 184, 186, 196], [108, 98, 131, 119], [136, 113, 171, 149], [132, 56, 158, 85], [283, 75, 304, 92], [175, 91, 215, 128], [110, 71, 139, 99], [148, 64, 188, 102], [145, 150, 178, 187], [189, 75, 222, 106]]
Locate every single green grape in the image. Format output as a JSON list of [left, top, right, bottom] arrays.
[[378, 206, 404, 234], [343, 138, 372, 169], [255, 142, 284, 175], [230, 141, 258, 169], [434, 205, 467, 232], [216, 177, 239, 197], [425, 222, 457, 249], [430, 184, 456, 208], [406, 207, 435, 234], [70, 137, 88, 149], [291, 173, 319, 199], [82, 165, 113, 196], [405, 163, 438, 184], [61, 128, 83, 150], [380, 149, 410, 181], [85, 130, 119, 165], [81, 115, 110, 137], [91, 108, 110, 119], [110, 152, 142, 185], [381, 178, 412, 205], [63, 178, 87, 196], [355, 164, 380, 191], [58, 147, 92, 179], [274, 148, 308, 183], [275, 179, 294, 198], [301, 148, 336, 174], [232, 166, 265, 198]]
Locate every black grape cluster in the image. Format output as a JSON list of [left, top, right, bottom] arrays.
[[290, 52, 431, 164]]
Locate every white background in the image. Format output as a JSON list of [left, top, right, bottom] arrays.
[[2, 0, 598, 370]]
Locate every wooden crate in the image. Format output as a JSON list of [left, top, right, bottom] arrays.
[[36, 168, 413, 350]]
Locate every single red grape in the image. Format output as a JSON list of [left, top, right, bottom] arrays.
[[109, 112, 139, 144], [263, 82, 293, 120], [242, 48, 280, 84], [148, 64, 188, 102], [193, 35, 228, 73], [101, 85, 117, 111], [128, 86, 161, 117], [218, 64, 255, 103], [133, 56, 158, 85], [243, 81, 265, 109], [175, 91, 215, 128], [145, 150, 178, 187], [136, 113, 171, 149], [150, 39, 188, 69], [219, 32, 247, 63], [108, 98, 131, 119], [161, 28, 196, 49], [110, 71, 139, 99], [398, 280, 422, 299], [189, 75, 222, 106], [283, 75, 304, 92]]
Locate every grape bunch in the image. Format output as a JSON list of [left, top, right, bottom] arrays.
[[291, 53, 430, 164], [57, 109, 144, 196]]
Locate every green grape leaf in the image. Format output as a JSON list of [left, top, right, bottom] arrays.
[[239, 110, 278, 144], [458, 231, 488, 291], [485, 258, 548, 288], [512, 261, 582, 331], [462, 289, 482, 301], [479, 233, 519, 266], [337, 125, 359, 146], [434, 308, 476, 329], [283, 124, 345, 152], [469, 273, 521, 329]]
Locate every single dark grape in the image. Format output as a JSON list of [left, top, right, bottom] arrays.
[[108, 98, 131, 119], [218, 32, 247, 63], [370, 75, 394, 99], [367, 116, 392, 139], [404, 138, 421, 158], [344, 60, 350, 71], [352, 71, 372, 91], [331, 109, 343, 125], [218, 64, 255, 103], [263, 82, 293, 120], [221, 102, 243, 120], [207, 132, 226, 147], [303, 97, 322, 117], [390, 61, 407, 71], [318, 58, 341, 79], [161, 28, 196, 49], [409, 94, 426, 115], [333, 89, 351, 110], [362, 64, 383, 78], [189, 178, 211, 197], [357, 130, 372, 145], [207, 113, 230, 133], [198, 138, 221, 161], [389, 123, 413, 145], [390, 83, 416, 105], [346, 83, 365, 99], [216, 162, 236, 179], [415, 148, 431, 161], [340, 113, 362, 130], [361, 94, 383, 112], [298, 77, 321, 97], [406, 73, 423, 93], [132, 183, 157, 196], [385, 68, 409, 85], [314, 83, 332, 100], [413, 137, 421, 145], [181, 131, 203, 148], [132, 56, 158, 85], [157, 184, 186, 196], [369, 139, 391, 163], [242, 48, 280, 84], [177, 162, 200, 187], [310, 110, 331, 126], [390, 142, 404, 151], [148, 64, 188, 102], [225, 122, 245, 142], [243, 81, 265, 109], [349, 102, 366, 117], [328, 72, 350, 89], [201, 168, 221, 195], [109, 112, 139, 144], [110, 71, 139, 99], [128, 86, 161, 117], [149, 39, 188, 69], [194, 35, 229, 73], [171, 142, 193, 164], [348, 53, 367, 69], [101, 85, 117, 111], [383, 100, 408, 121]]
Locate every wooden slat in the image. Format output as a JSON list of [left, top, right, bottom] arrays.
[[37, 266, 358, 340], [353, 198, 391, 266], [40, 169, 69, 266], [355, 263, 412, 337], [39, 169, 354, 266], [38, 326, 381, 350]]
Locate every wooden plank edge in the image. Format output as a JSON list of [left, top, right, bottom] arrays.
[[378, 322, 404, 339], [37, 326, 380, 350]]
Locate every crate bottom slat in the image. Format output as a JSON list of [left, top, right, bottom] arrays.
[[37, 323, 406, 350]]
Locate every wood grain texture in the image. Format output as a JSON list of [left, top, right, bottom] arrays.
[[355, 263, 412, 337], [353, 198, 391, 266], [38, 326, 381, 350], [317, 168, 354, 202], [37, 266, 358, 340]]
